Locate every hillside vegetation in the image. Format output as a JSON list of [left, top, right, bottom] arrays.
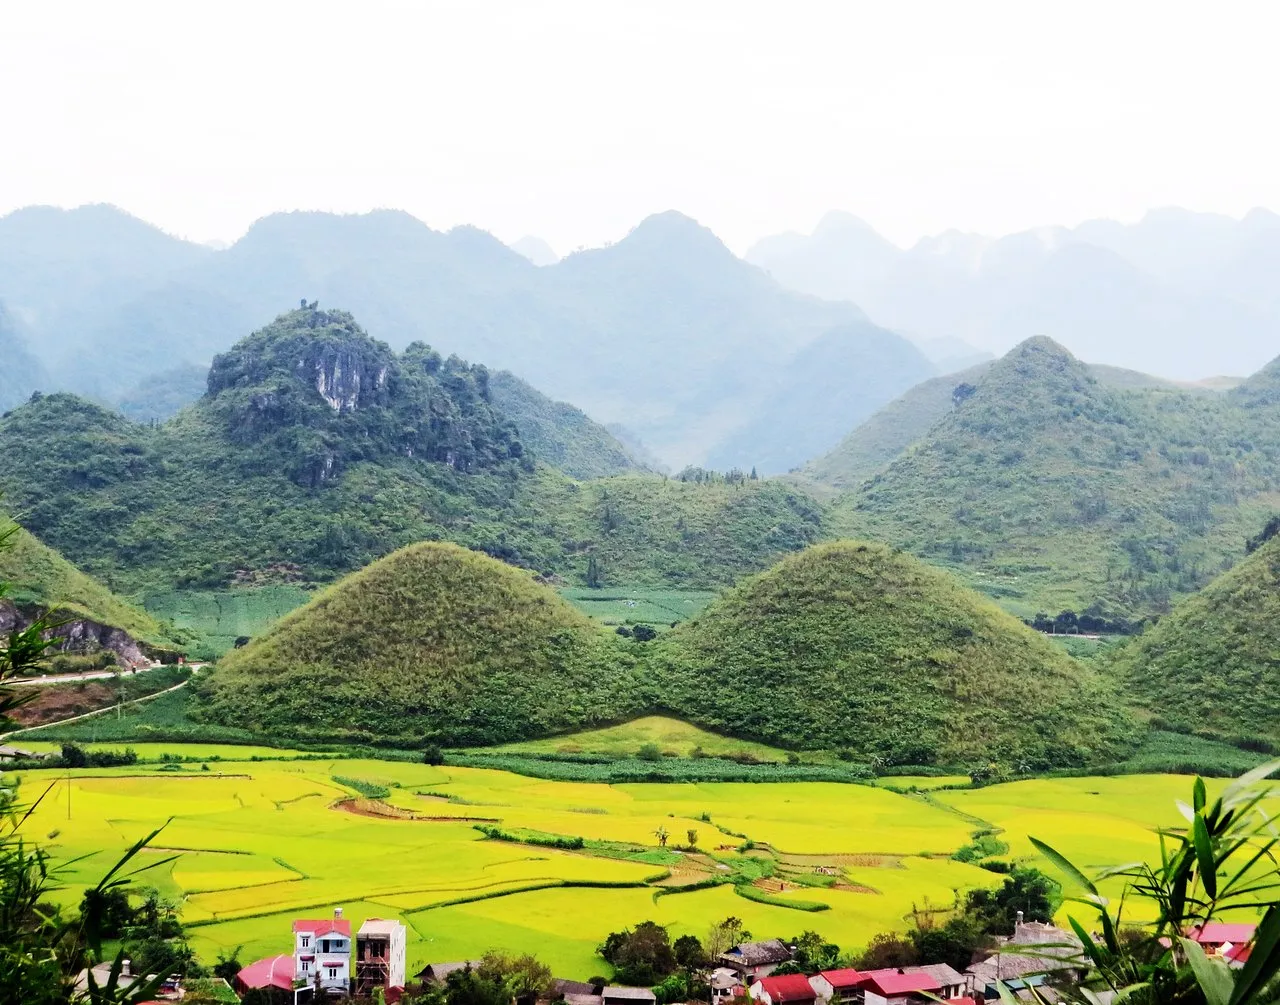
[[198, 542, 641, 746], [0, 525, 165, 641], [0, 306, 823, 593], [831, 337, 1280, 621], [653, 541, 1138, 770], [1106, 529, 1280, 744], [488, 370, 642, 479]]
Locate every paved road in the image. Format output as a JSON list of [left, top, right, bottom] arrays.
[[9, 663, 208, 687]]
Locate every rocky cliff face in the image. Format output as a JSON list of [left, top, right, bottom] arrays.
[[0, 601, 150, 668]]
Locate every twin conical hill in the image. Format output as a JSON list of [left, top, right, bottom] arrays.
[[198, 542, 641, 745], [1106, 529, 1280, 743], [652, 540, 1138, 769]]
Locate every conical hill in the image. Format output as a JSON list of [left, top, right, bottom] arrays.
[[199, 542, 639, 745], [653, 540, 1138, 770], [1106, 529, 1280, 743]]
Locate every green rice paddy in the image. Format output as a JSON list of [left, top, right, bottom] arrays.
[[8, 747, 1258, 980]]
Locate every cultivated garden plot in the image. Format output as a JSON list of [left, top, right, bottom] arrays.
[[11, 752, 1264, 980]]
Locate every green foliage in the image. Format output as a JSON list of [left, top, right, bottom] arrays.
[[331, 775, 391, 799], [963, 866, 1059, 935], [830, 337, 1280, 622], [487, 370, 643, 479], [198, 542, 643, 746], [599, 921, 677, 985], [141, 586, 312, 656], [733, 883, 829, 912], [0, 310, 823, 595], [653, 540, 1139, 769], [474, 825, 586, 850], [1105, 531, 1280, 743]]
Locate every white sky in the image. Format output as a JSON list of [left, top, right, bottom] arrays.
[[3, 1, 1279, 254]]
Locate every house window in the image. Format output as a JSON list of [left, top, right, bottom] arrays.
[[301, 961, 310, 972], [301, 936, 310, 948], [328, 967, 339, 979]]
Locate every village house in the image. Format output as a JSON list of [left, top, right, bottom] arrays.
[[855, 964, 966, 1005], [235, 954, 296, 995], [710, 967, 744, 1003], [720, 938, 794, 981], [294, 909, 353, 993], [809, 967, 864, 1004], [553, 977, 607, 1005], [1187, 923, 1257, 956], [355, 918, 407, 999], [417, 960, 484, 985], [751, 973, 819, 1005], [965, 916, 1085, 1000], [602, 987, 658, 1005]]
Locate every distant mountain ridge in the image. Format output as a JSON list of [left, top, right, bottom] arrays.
[[748, 207, 1280, 379], [0, 204, 929, 471]]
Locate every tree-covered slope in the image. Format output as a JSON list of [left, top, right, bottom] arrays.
[[802, 359, 1205, 492], [1106, 529, 1280, 744], [197, 542, 640, 745], [0, 306, 824, 593], [652, 541, 1138, 769], [487, 370, 643, 479], [830, 338, 1280, 621], [0, 525, 165, 641]]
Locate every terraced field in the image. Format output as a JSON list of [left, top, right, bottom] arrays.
[[7, 748, 1251, 980]]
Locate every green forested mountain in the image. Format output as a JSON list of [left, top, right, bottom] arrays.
[[653, 541, 1137, 768], [0, 306, 823, 593], [197, 541, 641, 746], [830, 337, 1280, 621], [1106, 527, 1280, 744], [115, 363, 209, 423], [802, 359, 1211, 492], [0, 525, 167, 642], [487, 370, 643, 479]]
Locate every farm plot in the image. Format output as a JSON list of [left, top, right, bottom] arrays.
[[8, 756, 1214, 980]]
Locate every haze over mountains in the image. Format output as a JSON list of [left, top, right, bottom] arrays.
[[0, 204, 934, 472], [748, 207, 1280, 379]]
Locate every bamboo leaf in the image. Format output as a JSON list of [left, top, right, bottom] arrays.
[[1228, 904, 1280, 1005], [1181, 938, 1232, 1005], [1031, 837, 1099, 896], [1194, 814, 1218, 899]]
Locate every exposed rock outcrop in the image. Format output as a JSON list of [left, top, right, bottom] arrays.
[[0, 601, 150, 669]]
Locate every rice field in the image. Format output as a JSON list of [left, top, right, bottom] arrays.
[[5, 754, 1252, 980], [557, 588, 717, 629]]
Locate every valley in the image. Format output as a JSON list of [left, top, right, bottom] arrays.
[[6, 737, 1259, 981]]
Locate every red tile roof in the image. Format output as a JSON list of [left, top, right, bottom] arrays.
[[819, 970, 864, 990], [238, 954, 295, 990], [856, 969, 942, 996], [1187, 923, 1256, 946], [294, 918, 352, 937], [1226, 943, 1252, 964], [756, 974, 817, 1002]]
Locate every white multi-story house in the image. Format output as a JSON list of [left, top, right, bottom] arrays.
[[294, 909, 352, 993]]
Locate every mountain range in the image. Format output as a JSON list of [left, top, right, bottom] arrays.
[[0, 204, 935, 472], [748, 207, 1280, 379]]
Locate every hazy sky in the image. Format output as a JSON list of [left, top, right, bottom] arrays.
[[4, 1, 1279, 254]]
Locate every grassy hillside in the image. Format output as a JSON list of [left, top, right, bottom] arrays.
[[488, 370, 642, 479], [197, 542, 642, 746], [653, 541, 1139, 770], [830, 338, 1280, 621], [1106, 529, 1280, 744], [0, 308, 823, 593], [0, 525, 165, 641]]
